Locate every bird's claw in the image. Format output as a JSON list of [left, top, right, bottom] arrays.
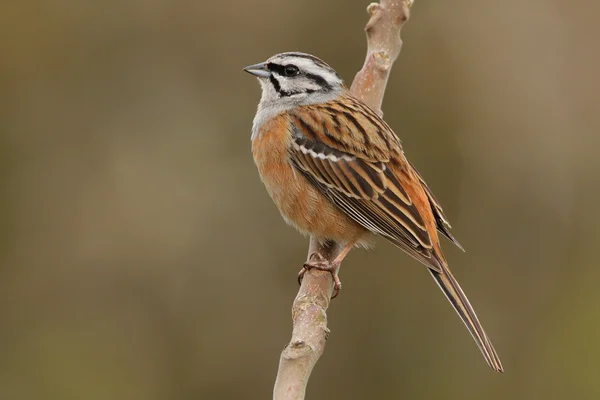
[[297, 253, 342, 299]]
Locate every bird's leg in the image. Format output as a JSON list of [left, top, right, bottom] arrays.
[[297, 242, 354, 298]]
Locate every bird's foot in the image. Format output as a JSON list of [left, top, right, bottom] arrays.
[[297, 253, 342, 298]]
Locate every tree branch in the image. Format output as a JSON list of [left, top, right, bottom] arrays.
[[351, 0, 414, 116], [273, 2, 415, 399]]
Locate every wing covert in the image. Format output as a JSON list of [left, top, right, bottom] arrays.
[[288, 98, 446, 272]]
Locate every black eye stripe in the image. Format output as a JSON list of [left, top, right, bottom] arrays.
[[268, 63, 300, 77], [304, 73, 332, 91], [267, 63, 286, 76], [267, 60, 335, 95], [268, 63, 331, 88]]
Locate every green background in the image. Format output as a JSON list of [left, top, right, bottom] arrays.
[[1, 1, 599, 398]]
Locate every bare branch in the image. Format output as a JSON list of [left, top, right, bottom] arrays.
[[273, 1, 414, 399], [351, 0, 414, 115], [273, 239, 341, 400]]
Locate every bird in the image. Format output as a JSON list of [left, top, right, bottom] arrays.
[[244, 52, 503, 372]]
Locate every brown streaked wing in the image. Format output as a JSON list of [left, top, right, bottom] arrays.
[[288, 102, 443, 272], [297, 167, 443, 272], [292, 93, 401, 163], [408, 160, 464, 251]]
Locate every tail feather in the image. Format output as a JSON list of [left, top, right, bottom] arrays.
[[429, 264, 504, 372]]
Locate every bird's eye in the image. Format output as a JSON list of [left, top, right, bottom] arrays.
[[284, 65, 299, 76]]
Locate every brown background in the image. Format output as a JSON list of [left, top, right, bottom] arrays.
[[1, 1, 599, 399]]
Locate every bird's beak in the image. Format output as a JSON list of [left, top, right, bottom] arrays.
[[243, 62, 271, 78]]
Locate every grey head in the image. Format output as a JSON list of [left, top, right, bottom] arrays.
[[244, 52, 345, 138], [244, 52, 344, 106]]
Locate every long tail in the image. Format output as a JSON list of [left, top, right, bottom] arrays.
[[429, 264, 504, 372]]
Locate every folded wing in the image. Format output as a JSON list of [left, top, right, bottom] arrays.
[[288, 97, 454, 271]]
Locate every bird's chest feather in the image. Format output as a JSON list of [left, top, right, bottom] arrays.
[[251, 114, 362, 241], [252, 115, 311, 220]]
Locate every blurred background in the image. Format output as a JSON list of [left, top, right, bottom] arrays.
[[1, 0, 599, 399]]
